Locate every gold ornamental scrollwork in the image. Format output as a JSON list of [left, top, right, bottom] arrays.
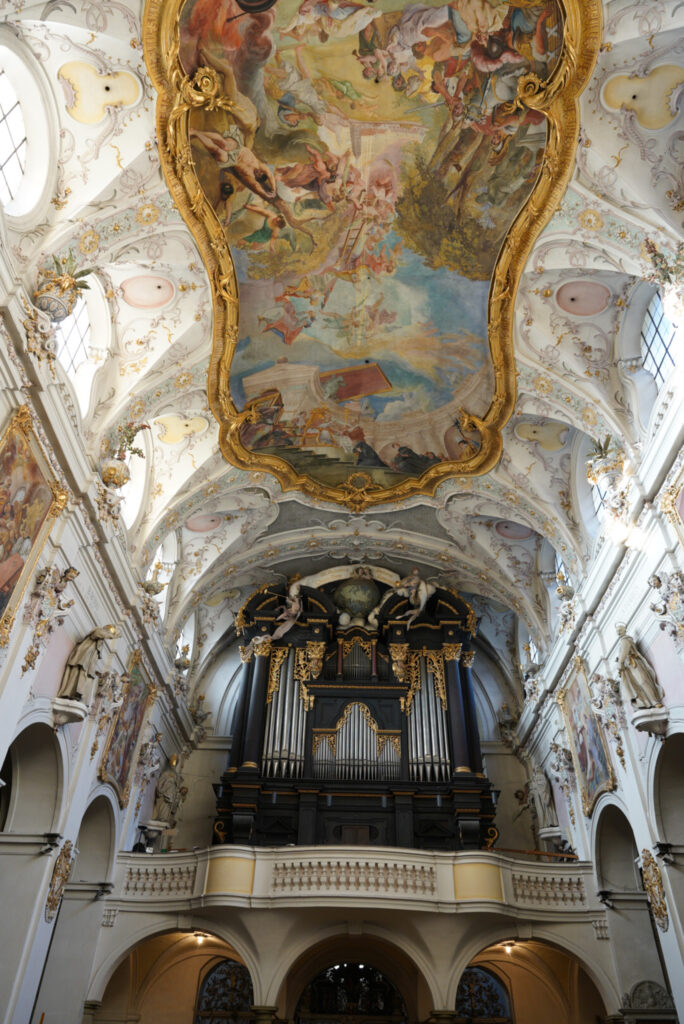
[[641, 849, 669, 932], [404, 653, 422, 715], [266, 646, 289, 703], [341, 637, 373, 661], [424, 650, 447, 709], [142, 0, 602, 510], [254, 637, 272, 658], [306, 640, 327, 680], [45, 840, 75, 921], [313, 731, 336, 757], [389, 643, 410, 683], [442, 643, 462, 662]]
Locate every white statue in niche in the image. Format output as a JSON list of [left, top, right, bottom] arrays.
[[615, 624, 664, 709], [57, 625, 120, 704], [151, 754, 186, 827], [528, 766, 558, 829]]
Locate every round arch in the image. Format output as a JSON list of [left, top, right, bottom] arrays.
[[1, 721, 64, 834], [593, 801, 641, 893], [460, 937, 607, 1024], [121, 933, 252, 1019], [443, 924, 619, 1014], [272, 932, 437, 1021], [86, 917, 261, 1005], [72, 793, 117, 885], [652, 730, 684, 846]]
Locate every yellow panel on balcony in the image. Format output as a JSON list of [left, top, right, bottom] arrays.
[[206, 856, 255, 895], [453, 862, 503, 902]]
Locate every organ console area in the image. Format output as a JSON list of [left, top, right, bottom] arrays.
[[213, 564, 496, 850]]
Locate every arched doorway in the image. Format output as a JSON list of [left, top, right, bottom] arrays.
[[0, 724, 64, 1020], [294, 963, 408, 1024], [595, 803, 675, 1017], [0, 722, 61, 834], [32, 794, 116, 1024]]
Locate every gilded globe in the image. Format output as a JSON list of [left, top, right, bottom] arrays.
[[334, 577, 380, 618]]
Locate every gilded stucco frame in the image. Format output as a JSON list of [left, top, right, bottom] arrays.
[[660, 462, 684, 549], [0, 406, 68, 647], [99, 650, 156, 808], [143, 0, 601, 510], [557, 658, 615, 817]]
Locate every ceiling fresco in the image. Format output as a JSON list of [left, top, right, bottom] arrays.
[[5, 0, 681, 705], [146, 0, 600, 507]]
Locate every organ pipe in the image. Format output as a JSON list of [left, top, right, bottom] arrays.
[[407, 656, 451, 781]]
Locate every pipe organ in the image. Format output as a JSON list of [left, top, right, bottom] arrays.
[[213, 566, 496, 850]]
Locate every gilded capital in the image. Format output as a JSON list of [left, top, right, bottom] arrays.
[[442, 642, 462, 662]]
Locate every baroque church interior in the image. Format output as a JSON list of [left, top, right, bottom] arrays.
[[0, 0, 683, 1020]]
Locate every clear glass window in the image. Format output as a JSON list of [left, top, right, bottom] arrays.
[[0, 69, 27, 205], [641, 292, 676, 389], [55, 296, 91, 374], [591, 481, 606, 519]]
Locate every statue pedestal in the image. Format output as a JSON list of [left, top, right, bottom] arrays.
[[631, 706, 670, 736], [52, 697, 88, 728], [142, 820, 168, 834], [538, 826, 562, 841]]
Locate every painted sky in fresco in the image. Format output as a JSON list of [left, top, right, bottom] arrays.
[[181, 0, 562, 487]]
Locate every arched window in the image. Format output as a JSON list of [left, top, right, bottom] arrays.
[[0, 68, 26, 205], [455, 967, 512, 1023], [55, 295, 91, 375], [0, 40, 53, 219], [591, 481, 606, 519], [195, 958, 253, 1024], [640, 292, 676, 390]]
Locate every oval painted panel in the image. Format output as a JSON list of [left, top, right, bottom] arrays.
[[121, 275, 175, 309], [146, 0, 600, 506], [495, 520, 534, 540], [556, 281, 611, 316], [185, 513, 223, 532]]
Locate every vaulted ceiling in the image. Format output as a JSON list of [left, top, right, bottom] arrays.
[[4, 0, 683, 698]]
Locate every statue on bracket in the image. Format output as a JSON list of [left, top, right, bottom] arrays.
[[57, 625, 120, 703], [615, 625, 664, 708], [615, 624, 669, 736], [528, 766, 559, 833], [150, 753, 187, 829], [52, 625, 120, 726]]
